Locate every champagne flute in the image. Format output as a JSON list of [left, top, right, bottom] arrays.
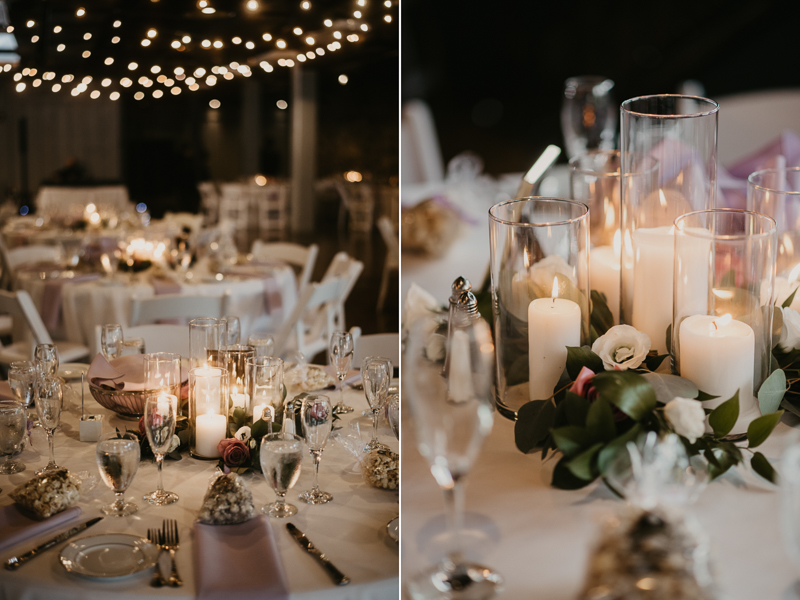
[[96, 432, 140, 516], [0, 403, 27, 474], [259, 432, 303, 517], [362, 356, 392, 452], [35, 376, 63, 474], [329, 331, 354, 414], [223, 316, 241, 345], [34, 344, 59, 378], [142, 396, 179, 505], [299, 394, 333, 505], [101, 324, 124, 360], [387, 393, 399, 441], [404, 317, 503, 599], [9, 363, 37, 409]]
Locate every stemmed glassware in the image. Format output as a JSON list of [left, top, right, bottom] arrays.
[[9, 362, 37, 409], [34, 344, 59, 378], [259, 432, 303, 517], [142, 397, 179, 505], [224, 316, 241, 345], [299, 394, 334, 505], [96, 432, 140, 516], [386, 393, 399, 541], [35, 376, 63, 474], [561, 76, 617, 160], [329, 331, 354, 414], [362, 356, 392, 452], [0, 403, 27, 474], [404, 316, 503, 600], [101, 324, 124, 360]]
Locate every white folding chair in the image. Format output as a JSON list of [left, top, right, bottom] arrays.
[[219, 184, 253, 247], [0, 290, 89, 365], [129, 292, 231, 326], [376, 217, 399, 311], [335, 181, 376, 233], [250, 241, 319, 293], [320, 252, 364, 332], [93, 324, 191, 358], [255, 184, 290, 239], [352, 333, 400, 369], [7, 245, 63, 269]]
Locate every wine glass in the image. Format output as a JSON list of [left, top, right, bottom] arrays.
[[0, 403, 27, 474], [259, 432, 303, 517], [329, 331, 354, 414], [223, 316, 241, 345], [96, 432, 140, 516], [34, 344, 59, 378], [142, 396, 179, 505], [404, 316, 503, 599], [35, 376, 63, 474], [120, 337, 146, 356], [387, 393, 399, 441], [101, 324, 124, 360], [299, 394, 334, 505], [561, 76, 617, 160], [9, 363, 37, 409], [247, 331, 275, 357], [362, 356, 392, 452]]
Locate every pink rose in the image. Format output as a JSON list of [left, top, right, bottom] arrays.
[[217, 438, 250, 468], [569, 367, 598, 401], [138, 416, 146, 436]]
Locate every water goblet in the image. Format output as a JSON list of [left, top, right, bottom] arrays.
[[247, 331, 275, 357], [35, 376, 63, 474], [0, 403, 27, 474], [223, 316, 241, 345], [362, 356, 392, 452], [330, 331, 354, 414], [142, 396, 179, 505], [34, 344, 59, 378], [9, 363, 37, 409], [101, 324, 124, 360], [404, 317, 503, 600], [96, 432, 140, 516], [259, 432, 303, 517], [299, 394, 334, 505]]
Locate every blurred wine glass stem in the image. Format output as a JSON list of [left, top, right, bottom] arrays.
[[311, 449, 322, 492], [441, 477, 465, 567], [155, 453, 165, 493]]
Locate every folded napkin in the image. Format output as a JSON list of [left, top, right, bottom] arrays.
[[89, 353, 189, 391], [0, 381, 17, 401], [0, 505, 82, 553], [194, 515, 289, 600]]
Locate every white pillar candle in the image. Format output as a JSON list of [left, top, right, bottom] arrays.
[[528, 278, 581, 401], [590, 244, 620, 324], [195, 413, 227, 457], [679, 314, 757, 414], [231, 388, 250, 412], [194, 367, 221, 413], [631, 226, 674, 353]]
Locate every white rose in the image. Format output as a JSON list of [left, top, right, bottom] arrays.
[[167, 434, 180, 453], [425, 333, 446, 362], [779, 306, 800, 351], [591, 325, 651, 371], [664, 396, 706, 443], [234, 426, 252, 444], [403, 283, 441, 330]]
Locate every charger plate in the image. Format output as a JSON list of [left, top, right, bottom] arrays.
[[60, 533, 159, 579]]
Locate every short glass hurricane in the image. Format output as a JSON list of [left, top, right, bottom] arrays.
[[96, 432, 140, 516], [101, 324, 124, 361], [35, 376, 63, 474], [329, 331, 354, 414], [142, 396, 179, 506], [0, 403, 27, 474], [362, 356, 392, 452], [299, 394, 334, 505], [260, 432, 303, 518]]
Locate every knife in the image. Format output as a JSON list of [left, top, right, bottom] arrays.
[[286, 523, 350, 586], [4, 517, 103, 570]]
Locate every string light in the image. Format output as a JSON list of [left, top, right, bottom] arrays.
[[171, 87, 181, 95], [31, 35, 39, 42], [82, 51, 91, 58], [232, 37, 241, 44], [354, 10, 361, 17], [213, 40, 223, 48], [333, 31, 341, 39], [245, 41, 255, 49], [384, 0, 391, 5], [174, 67, 184, 75], [202, 7, 215, 13], [15, 82, 25, 92], [276, 39, 286, 48], [151, 65, 161, 73], [305, 36, 314, 45], [209, 99, 220, 108], [293, 27, 303, 35], [141, 39, 151, 46], [262, 33, 272, 41], [134, 91, 144, 100], [171, 40, 181, 48], [297, 54, 306, 62], [182, 35, 191, 43], [147, 29, 157, 38], [53, 26, 62, 33], [56, 44, 65, 52], [110, 91, 120, 100], [32, 79, 41, 87], [153, 89, 163, 98], [121, 78, 132, 87], [201, 39, 211, 48], [276, 99, 287, 109], [246, 1, 259, 10], [83, 33, 92, 40], [112, 36, 120, 43], [128, 62, 138, 70], [101, 78, 111, 86], [360, 24, 368, 31], [357, 0, 366, 5], [306, 51, 314, 59], [52, 83, 61, 92], [316, 47, 324, 55], [82, 75, 92, 83], [26, 20, 34, 28], [105, 57, 114, 65], [113, 20, 121, 27], [324, 19, 332, 26], [90, 90, 100, 99], [384, 15, 391, 22], [194, 67, 206, 77], [76, 7, 86, 16], [301, 1, 311, 8]]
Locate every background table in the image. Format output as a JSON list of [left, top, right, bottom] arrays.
[[401, 409, 800, 600], [0, 381, 398, 600]]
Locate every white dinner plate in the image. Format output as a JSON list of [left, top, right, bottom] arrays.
[[58, 363, 89, 380], [60, 534, 159, 579]]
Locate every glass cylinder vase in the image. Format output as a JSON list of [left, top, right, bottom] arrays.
[[620, 94, 719, 353], [247, 356, 284, 425], [488, 197, 590, 420], [189, 317, 227, 369], [143, 352, 182, 415], [672, 209, 776, 435], [189, 365, 229, 459], [219, 344, 255, 415], [748, 166, 800, 310]]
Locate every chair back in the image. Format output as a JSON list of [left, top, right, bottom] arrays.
[[254, 184, 290, 238], [7, 245, 63, 269], [377, 217, 399, 266], [93, 324, 191, 357], [320, 252, 364, 331], [251, 241, 318, 292], [0, 289, 53, 353], [352, 333, 400, 368], [129, 292, 231, 327]]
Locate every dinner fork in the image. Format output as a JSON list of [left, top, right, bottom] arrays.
[[147, 528, 166, 587], [162, 519, 183, 587]]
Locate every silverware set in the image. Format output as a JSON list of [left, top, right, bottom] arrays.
[[147, 519, 183, 587]]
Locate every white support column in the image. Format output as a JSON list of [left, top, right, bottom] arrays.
[[290, 65, 317, 233]]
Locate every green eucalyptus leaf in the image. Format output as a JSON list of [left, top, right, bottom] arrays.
[[708, 391, 740, 438], [644, 353, 669, 372], [747, 411, 784, 448], [551, 425, 591, 457], [707, 446, 738, 480], [597, 423, 642, 474], [566, 442, 604, 481], [552, 456, 594, 489], [250, 418, 272, 439], [566, 346, 604, 380], [781, 397, 800, 419], [590, 290, 614, 337], [586, 397, 616, 443], [783, 286, 799, 309], [592, 370, 656, 421], [641, 372, 699, 404], [751, 451, 778, 484], [514, 400, 556, 453], [561, 392, 590, 427], [758, 369, 787, 415], [696, 390, 720, 402]]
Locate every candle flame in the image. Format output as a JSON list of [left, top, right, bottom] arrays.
[[613, 229, 621, 257], [551, 277, 559, 299], [605, 204, 616, 229], [659, 190, 667, 208], [710, 313, 732, 331], [523, 246, 530, 268], [668, 225, 675, 235]]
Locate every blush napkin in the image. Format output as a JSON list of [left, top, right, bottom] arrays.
[[88, 353, 145, 391], [0, 505, 82, 553], [0, 381, 17, 401], [193, 515, 289, 600]]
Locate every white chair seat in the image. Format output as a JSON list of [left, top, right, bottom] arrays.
[[0, 340, 89, 364]]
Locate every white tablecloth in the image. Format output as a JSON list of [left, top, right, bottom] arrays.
[[0, 383, 398, 600], [401, 409, 799, 599]]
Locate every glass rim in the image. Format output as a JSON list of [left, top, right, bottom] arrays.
[[246, 355, 283, 366], [489, 197, 589, 228], [674, 208, 777, 240], [189, 317, 225, 326], [621, 94, 719, 118], [189, 365, 227, 376], [564, 75, 614, 88], [144, 352, 181, 361], [568, 149, 620, 177], [747, 166, 800, 195]]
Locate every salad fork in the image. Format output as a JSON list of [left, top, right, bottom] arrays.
[[147, 528, 166, 587], [161, 519, 183, 587]]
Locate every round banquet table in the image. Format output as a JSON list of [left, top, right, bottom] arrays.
[[401, 409, 800, 600], [0, 379, 399, 600]]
